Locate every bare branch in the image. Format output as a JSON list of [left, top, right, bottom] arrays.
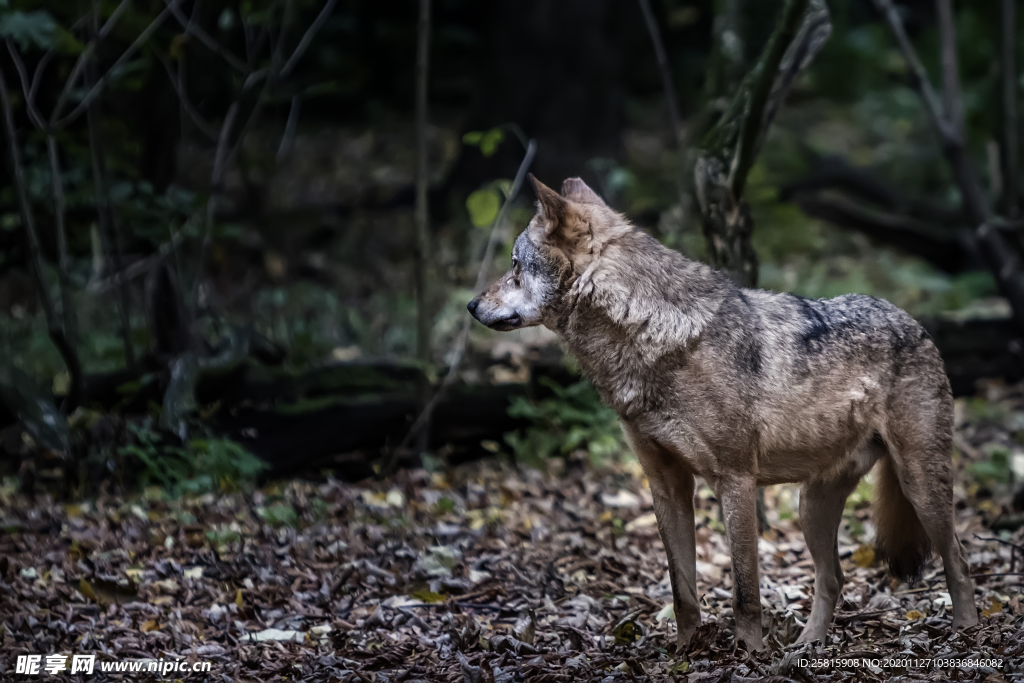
[[935, 0, 964, 132], [276, 95, 301, 164], [45, 134, 83, 406], [5, 41, 46, 129], [637, 0, 682, 146], [788, 190, 980, 274], [870, 0, 958, 143], [398, 139, 538, 454], [52, 1, 179, 128], [86, 0, 135, 368], [279, 0, 336, 79], [0, 69, 83, 412], [155, 50, 218, 140], [728, 0, 810, 198], [1001, 0, 1019, 218], [50, 0, 134, 123], [163, 0, 248, 73], [413, 0, 432, 373], [873, 0, 1024, 334]]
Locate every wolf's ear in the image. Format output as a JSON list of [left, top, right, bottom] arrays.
[[561, 177, 606, 206], [529, 174, 570, 227]]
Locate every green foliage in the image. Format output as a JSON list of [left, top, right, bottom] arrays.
[[966, 447, 1012, 487], [0, 9, 57, 50], [119, 424, 267, 495], [505, 378, 624, 468], [466, 187, 501, 228], [462, 128, 505, 157], [258, 502, 299, 528]]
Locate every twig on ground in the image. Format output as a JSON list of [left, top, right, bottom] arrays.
[[833, 607, 899, 624]]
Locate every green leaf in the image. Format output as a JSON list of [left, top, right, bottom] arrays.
[[466, 188, 501, 228], [462, 131, 484, 145], [479, 128, 505, 157], [0, 10, 57, 50]]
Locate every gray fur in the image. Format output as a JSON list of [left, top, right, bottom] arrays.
[[468, 176, 978, 651]]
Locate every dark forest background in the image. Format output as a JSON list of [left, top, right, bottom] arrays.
[[1, 0, 1023, 502]]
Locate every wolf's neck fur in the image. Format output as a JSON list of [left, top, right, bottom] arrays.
[[556, 229, 733, 414]]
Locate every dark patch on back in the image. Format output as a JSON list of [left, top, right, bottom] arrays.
[[792, 295, 831, 350], [734, 291, 763, 375]]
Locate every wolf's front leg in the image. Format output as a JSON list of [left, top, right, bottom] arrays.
[[718, 476, 764, 651], [625, 430, 701, 652]]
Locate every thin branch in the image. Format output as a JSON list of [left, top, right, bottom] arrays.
[[398, 139, 538, 454], [278, 0, 337, 80], [191, 101, 240, 314], [155, 50, 218, 140], [413, 0, 432, 442], [871, 0, 959, 143], [49, 0, 134, 121], [935, 0, 964, 132], [0, 69, 82, 414], [5, 41, 45, 129], [86, 229, 187, 294], [788, 191, 980, 274], [45, 134, 83, 407], [729, 0, 809, 198], [276, 95, 301, 164], [637, 0, 682, 145], [163, 0, 248, 73], [1000, 0, 1019, 218], [85, 0, 136, 368], [874, 0, 1024, 335], [28, 50, 54, 115], [52, 1, 179, 128]]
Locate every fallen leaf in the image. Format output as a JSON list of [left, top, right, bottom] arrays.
[[513, 610, 536, 645], [656, 603, 675, 622], [601, 489, 641, 509], [249, 628, 302, 642], [852, 544, 876, 568], [625, 512, 657, 532], [613, 619, 644, 645], [982, 597, 1003, 618]]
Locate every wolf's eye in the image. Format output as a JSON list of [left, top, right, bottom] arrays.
[[511, 258, 519, 269]]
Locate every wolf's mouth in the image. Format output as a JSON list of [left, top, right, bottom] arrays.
[[489, 313, 522, 331]]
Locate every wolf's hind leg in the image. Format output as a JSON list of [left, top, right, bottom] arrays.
[[796, 470, 861, 644], [884, 388, 979, 630], [625, 430, 701, 652]]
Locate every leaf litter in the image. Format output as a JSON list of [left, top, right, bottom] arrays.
[[0, 410, 1023, 681]]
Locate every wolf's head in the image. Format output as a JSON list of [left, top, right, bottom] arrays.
[[467, 175, 631, 331]]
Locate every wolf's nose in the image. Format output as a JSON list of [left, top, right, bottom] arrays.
[[467, 298, 479, 315]]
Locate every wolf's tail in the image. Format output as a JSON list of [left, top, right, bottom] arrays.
[[873, 456, 931, 580]]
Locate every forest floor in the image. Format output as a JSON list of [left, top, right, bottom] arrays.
[[1, 421, 1023, 681]]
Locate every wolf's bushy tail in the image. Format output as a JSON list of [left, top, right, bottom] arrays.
[[873, 456, 931, 580]]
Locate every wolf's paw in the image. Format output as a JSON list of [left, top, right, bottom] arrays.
[[795, 627, 827, 644]]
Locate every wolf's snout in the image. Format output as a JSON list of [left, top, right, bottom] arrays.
[[467, 298, 480, 316]]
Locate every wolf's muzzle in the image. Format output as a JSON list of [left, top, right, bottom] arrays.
[[467, 298, 521, 331]]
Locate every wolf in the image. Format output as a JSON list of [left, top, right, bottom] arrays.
[[467, 175, 978, 651]]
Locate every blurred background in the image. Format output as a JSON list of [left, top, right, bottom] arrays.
[[1, 0, 1023, 506]]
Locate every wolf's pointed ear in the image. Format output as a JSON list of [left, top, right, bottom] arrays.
[[561, 177, 606, 206], [529, 174, 569, 227]]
